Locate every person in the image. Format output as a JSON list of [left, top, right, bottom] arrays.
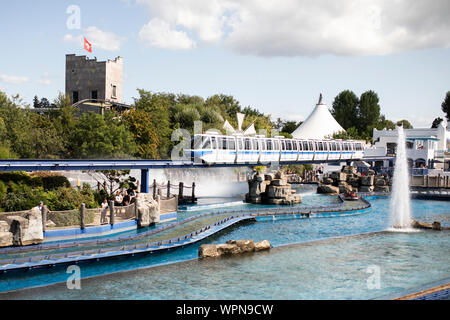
[[100, 199, 109, 224], [130, 192, 139, 204], [114, 191, 123, 206], [122, 190, 130, 206], [35, 201, 44, 213]]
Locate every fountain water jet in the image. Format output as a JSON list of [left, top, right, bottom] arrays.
[[389, 126, 413, 230]]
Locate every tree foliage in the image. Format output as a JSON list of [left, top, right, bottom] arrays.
[[441, 91, 450, 121]]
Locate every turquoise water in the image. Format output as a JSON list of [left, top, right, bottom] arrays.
[[0, 196, 448, 298]]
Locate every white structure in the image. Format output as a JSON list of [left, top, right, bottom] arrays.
[[364, 122, 450, 170], [292, 94, 345, 139]]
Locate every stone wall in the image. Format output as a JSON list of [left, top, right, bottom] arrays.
[[0, 208, 44, 247], [246, 171, 302, 205], [136, 193, 160, 227], [318, 165, 392, 194]]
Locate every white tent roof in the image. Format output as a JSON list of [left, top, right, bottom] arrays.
[[291, 94, 345, 139]]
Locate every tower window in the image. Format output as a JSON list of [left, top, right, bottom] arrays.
[[91, 90, 98, 100], [73, 91, 79, 103], [112, 85, 117, 98]]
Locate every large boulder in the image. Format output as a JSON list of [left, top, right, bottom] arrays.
[[374, 186, 390, 193], [137, 194, 160, 227], [375, 178, 386, 186], [226, 240, 255, 253], [342, 166, 357, 175], [339, 182, 352, 194], [0, 232, 13, 248], [360, 175, 374, 186], [198, 244, 220, 258], [4, 208, 44, 246], [255, 240, 271, 251], [317, 184, 339, 194], [322, 177, 333, 185], [266, 185, 291, 198]]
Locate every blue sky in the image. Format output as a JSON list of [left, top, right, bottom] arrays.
[[0, 0, 449, 127]]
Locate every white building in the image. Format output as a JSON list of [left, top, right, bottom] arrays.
[[364, 122, 450, 170]]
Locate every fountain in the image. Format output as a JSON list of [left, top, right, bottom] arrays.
[[389, 126, 412, 229]]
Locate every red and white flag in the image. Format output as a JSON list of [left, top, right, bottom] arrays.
[[83, 37, 92, 53]]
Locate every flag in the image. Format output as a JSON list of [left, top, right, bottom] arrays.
[[84, 37, 92, 53]]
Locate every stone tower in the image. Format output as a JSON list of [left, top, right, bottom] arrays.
[[65, 54, 123, 104]]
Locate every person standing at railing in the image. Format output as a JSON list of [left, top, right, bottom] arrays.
[[114, 191, 123, 207], [122, 190, 130, 206], [100, 199, 109, 224]]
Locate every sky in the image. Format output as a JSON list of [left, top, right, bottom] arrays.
[[0, 0, 449, 128]]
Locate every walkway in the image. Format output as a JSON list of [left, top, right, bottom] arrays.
[[0, 197, 372, 272]]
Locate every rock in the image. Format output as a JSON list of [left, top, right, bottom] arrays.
[[0, 221, 9, 233], [347, 177, 360, 188], [4, 208, 44, 246], [267, 185, 291, 198], [432, 221, 442, 230], [137, 194, 160, 227], [359, 186, 374, 193], [317, 184, 339, 194], [199, 244, 220, 258], [226, 240, 255, 253], [217, 243, 242, 255], [271, 179, 288, 186], [322, 177, 333, 185], [374, 186, 390, 193], [339, 182, 352, 194], [342, 166, 357, 175], [255, 240, 271, 251], [264, 173, 275, 181], [274, 171, 285, 180], [375, 178, 386, 186], [360, 175, 374, 186], [46, 219, 56, 227], [0, 232, 13, 248]]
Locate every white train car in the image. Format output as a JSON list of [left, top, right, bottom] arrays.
[[186, 134, 365, 164]]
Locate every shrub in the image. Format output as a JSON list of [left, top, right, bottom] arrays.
[[31, 172, 70, 190], [48, 209, 94, 227], [45, 187, 95, 211]]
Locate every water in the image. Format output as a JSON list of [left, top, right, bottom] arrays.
[[389, 126, 412, 229], [0, 196, 448, 297]]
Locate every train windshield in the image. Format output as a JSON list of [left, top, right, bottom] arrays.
[[192, 136, 211, 149]]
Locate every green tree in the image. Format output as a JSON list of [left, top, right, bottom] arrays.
[[331, 90, 359, 131], [441, 91, 450, 121], [69, 111, 137, 158], [358, 90, 380, 136], [134, 90, 172, 158], [431, 117, 443, 128], [122, 108, 160, 159], [281, 121, 300, 134], [396, 119, 413, 129], [376, 115, 396, 130]]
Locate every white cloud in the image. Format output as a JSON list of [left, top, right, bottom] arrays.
[[139, 18, 196, 50], [36, 72, 52, 86], [136, 0, 450, 56], [63, 26, 124, 51], [0, 74, 30, 85]]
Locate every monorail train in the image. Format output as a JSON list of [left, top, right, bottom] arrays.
[[186, 133, 365, 164]]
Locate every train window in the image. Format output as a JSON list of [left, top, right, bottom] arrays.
[[211, 137, 217, 149], [253, 139, 259, 150], [281, 141, 285, 150], [203, 137, 211, 149], [298, 141, 302, 151], [238, 138, 243, 150], [228, 138, 236, 150], [267, 139, 273, 151], [309, 142, 313, 151], [285, 141, 291, 150], [261, 140, 266, 151], [292, 141, 297, 151], [220, 137, 226, 150], [244, 138, 251, 150]]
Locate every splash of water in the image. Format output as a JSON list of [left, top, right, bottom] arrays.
[[389, 126, 412, 229]]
